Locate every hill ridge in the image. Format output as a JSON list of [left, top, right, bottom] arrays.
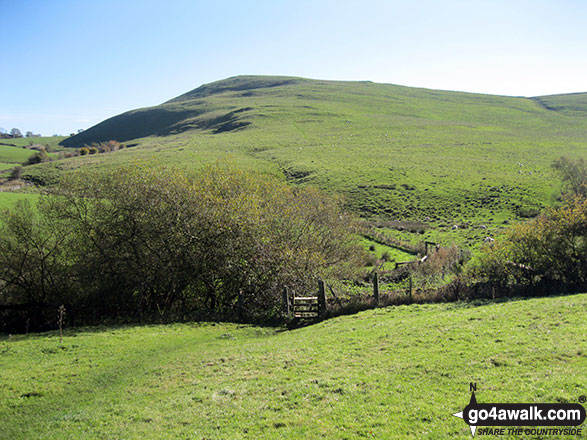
[[61, 75, 587, 148]]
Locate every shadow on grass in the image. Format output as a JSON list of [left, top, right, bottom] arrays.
[[60, 107, 254, 147]]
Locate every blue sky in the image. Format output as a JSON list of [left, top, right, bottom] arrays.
[[1, 0, 586, 135]]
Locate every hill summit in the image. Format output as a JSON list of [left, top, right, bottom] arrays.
[[61, 75, 587, 148]]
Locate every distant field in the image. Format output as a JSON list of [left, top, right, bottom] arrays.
[[1, 294, 585, 439], [0, 163, 15, 171], [0, 139, 62, 174], [1, 136, 67, 150], [0, 192, 39, 211], [360, 236, 415, 269], [0, 144, 34, 164]]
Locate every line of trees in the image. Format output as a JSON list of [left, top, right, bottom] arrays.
[[0, 164, 363, 331]]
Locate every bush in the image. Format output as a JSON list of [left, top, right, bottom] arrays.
[[9, 166, 23, 180], [79, 147, 89, 155], [0, 164, 362, 330], [470, 196, 587, 290], [0, 201, 75, 331], [552, 156, 586, 199], [25, 150, 49, 165]]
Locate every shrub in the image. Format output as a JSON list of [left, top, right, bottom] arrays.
[[0, 164, 362, 329], [470, 196, 587, 290], [79, 147, 89, 155], [106, 140, 121, 151], [25, 150, 49, 165], [9, 166, 23, 180], [0, 201, 75, 331], [552, 156, 587, 199]]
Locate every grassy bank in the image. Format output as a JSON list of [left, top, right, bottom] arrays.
[[1, 293, 585, 439]]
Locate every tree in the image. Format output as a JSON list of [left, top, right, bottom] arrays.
[[10, 128, 23, 138], [0, 201, 74, 330], [552, 156, 587, 199], [25, 150, 49, 165], [0, 164, 362, 329], [472, 196, 587, 290], [25, 131, 33, 138], [9, 166, 23, 180]]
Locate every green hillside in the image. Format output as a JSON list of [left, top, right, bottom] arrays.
[[20, 75, 587, 248], [1, 294, 585, 439], [0, 144, 37, 171]]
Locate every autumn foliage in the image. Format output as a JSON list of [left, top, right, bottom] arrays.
[[471, 196, 587, 291], [0, 164, 362, 330]]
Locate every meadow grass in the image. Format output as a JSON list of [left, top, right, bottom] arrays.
[[1, 294, 585, 439], [0, 144, 34, 164], [1, 136, 67, 150], [0, 191, 39, 210], [359, 236, 415, 269]]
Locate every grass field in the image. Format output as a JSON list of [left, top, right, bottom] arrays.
[[0, 144, 35, 165], [0, 136, 67, 151], [0, 137, 63, 174], [0, 191, 39, 210], [1, 294, 585, 439], [21, 76, 586, 251], [360, 236, 416, 269]]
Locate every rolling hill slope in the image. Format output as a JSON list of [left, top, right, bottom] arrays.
[[23, 75, 587, 248]]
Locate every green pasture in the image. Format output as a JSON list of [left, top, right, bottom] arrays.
[[0, 144, 34, 164], [359, 236, 415, 269], [1, 294, 585, 439], [0, 136, 67, 151], [0, 192, 39, 211]]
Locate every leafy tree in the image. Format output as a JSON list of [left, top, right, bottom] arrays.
[[10, 128, 23, 138], [9, 166, 23, 180], [0, 164, 361, 329], [0, 201, 74, 329], [25, 150, 49, 165], [471, 196, 587, 290], [552, 156, 587, 198]]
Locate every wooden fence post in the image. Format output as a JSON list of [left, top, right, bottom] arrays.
[[373, 272, 379, 306], [283, 286, 290, 315], [317, 280, 326, 317], [238, 290, 244, 320], [408, 275, 413, 300]]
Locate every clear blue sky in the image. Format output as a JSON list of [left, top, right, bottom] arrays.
[[1, 0, 586, 135]]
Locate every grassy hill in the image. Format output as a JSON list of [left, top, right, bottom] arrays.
[[18, 76, 587, 249], [1, 293, 585, 439]]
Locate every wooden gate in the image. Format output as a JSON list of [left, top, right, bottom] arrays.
[[283, 281, 326, 319], [292, 296, 319, 318]]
